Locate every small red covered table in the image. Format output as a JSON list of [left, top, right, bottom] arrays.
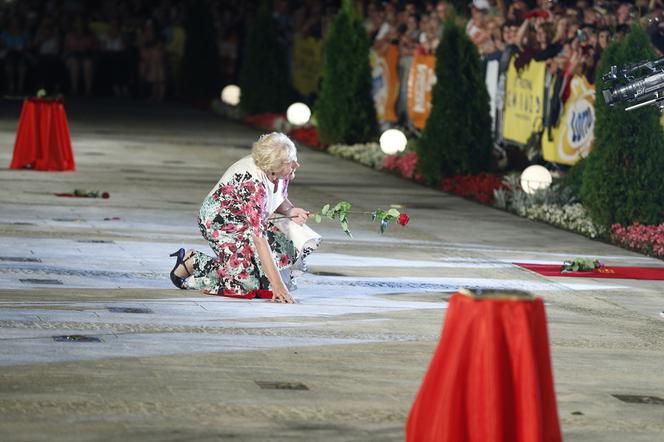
[[9, 98, 75, 171], [406, 289, 562, 442]]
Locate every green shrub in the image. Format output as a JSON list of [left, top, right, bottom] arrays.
[[557, 158, 586, 198], [416, 13, 492, 185], [180, 0, 220, 100], [580, 25, 664, 226], [239, 2, 292, 114], [315, 0, 377, 145]]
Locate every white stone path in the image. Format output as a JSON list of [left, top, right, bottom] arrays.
[[0, 234, 638, 366]]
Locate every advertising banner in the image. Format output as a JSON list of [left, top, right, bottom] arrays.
[[502, 58, 547, 145], [370, 44, 400, 123], [406, 54, 436, 129], [292, 35, 322, 97], [542, 75, 595, 165]]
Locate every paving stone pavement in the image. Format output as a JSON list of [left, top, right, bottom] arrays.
[[0, 98, 663, 441]]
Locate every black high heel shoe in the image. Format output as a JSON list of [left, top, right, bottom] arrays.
[[169, 248, 193, 289]]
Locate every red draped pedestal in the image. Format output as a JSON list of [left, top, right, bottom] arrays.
[[406, 290, 562, 442], [10, 98, 75, 171]]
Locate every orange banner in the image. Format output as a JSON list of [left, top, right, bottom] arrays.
[[370, 45, 399, 123], [407, 54, 436, 129]]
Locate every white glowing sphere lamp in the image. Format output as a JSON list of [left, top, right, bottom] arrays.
[[379, 129, 408, 155], [520, 165, 552, 194], [221, 84, 241, 106], [286, 102, 311, 126]]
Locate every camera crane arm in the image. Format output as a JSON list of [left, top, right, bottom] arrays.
[[602, 56, 664, 111]]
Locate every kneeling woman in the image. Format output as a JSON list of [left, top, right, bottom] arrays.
[[169, 132, 320, 303]]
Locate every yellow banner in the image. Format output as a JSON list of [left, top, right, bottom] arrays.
[[407, 54, 437, 129], [542, 76, 595, 165], [370, 45, 400, 123], [292, 35, 322, 96], [502, 58, 546, 144]]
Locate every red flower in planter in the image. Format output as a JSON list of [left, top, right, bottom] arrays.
[[611, 222, 664, 258], [289, 127, 324, 149], [440, 173, 505, 204], [243, 113, 285, 130], [398, 213, 410, 226]]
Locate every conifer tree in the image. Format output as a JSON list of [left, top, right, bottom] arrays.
[[180, 0, 220, 101], [416, 14, 492, 184], [580, 25, 664, 226], [239, 2, 292, 114], [315, 0, 377, 145]]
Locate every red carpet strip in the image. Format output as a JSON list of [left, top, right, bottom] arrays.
[[514, 263, 664, 280]]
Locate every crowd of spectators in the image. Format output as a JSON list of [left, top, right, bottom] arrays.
[[358, 0, 664, 123], [0, 0, 193, 100], [0, 0, 336, 100], [1, 1, 663, 102], [365, 0, 664, 83], [0, 0, 256, 101]]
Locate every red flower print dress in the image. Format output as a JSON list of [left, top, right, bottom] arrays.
[[188, 156, 302, 298]]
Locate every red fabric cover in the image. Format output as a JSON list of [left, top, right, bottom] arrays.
[[406, 293, 562, 442], [207, 289, 273, 299], [515, 263, 664, 280], [10, 98, 75, 171], [248, 289, 273, 299]]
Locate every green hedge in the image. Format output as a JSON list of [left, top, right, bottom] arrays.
[[315, 0, 377, 145], [417, 14, 492, 185], [580, 25, 664, 226], [239, 2, 292, 114]]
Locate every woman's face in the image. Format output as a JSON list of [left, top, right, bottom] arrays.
[[277, 158, 300, 180], [407, 15, 417, 31], [536, 26, 548, 45]]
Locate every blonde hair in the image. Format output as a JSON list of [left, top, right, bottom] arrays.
[[251, 132, 297, 173]]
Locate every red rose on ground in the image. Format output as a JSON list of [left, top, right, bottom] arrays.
[[102, 192, 110, 199], [398, 213, 410, 226]]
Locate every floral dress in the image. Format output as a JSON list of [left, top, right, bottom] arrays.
[[188, 155, 304, 298]]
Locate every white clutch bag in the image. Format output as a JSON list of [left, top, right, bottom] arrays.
[[270, 217, 322, 254]]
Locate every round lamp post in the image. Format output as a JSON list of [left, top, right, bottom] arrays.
[[520, 165, 552, 194], [379, 129, 408, 155], [286, 102, 311, 126], [221, 85, 241, 106]]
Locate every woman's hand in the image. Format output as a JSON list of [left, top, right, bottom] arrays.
[[288, 207, 310, 225], [272, 283, 295, 304], [252, 234, 296, 304]]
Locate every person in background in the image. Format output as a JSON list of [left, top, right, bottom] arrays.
[[1, 18, 30, 94], [99, 19, 129, 96], [34, 18, 63, 94], [63, 17, 96, 96], [137, 20, 166, 101]]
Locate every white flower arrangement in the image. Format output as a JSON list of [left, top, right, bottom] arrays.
[[327, 142, 385, 169], [493, 173, 603, 238], [272, 116, 292, 133], [524, 203, 605, 238], [211, 98, 244, 120]]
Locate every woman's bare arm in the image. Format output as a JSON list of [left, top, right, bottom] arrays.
[[276, 199, 309, 225]]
